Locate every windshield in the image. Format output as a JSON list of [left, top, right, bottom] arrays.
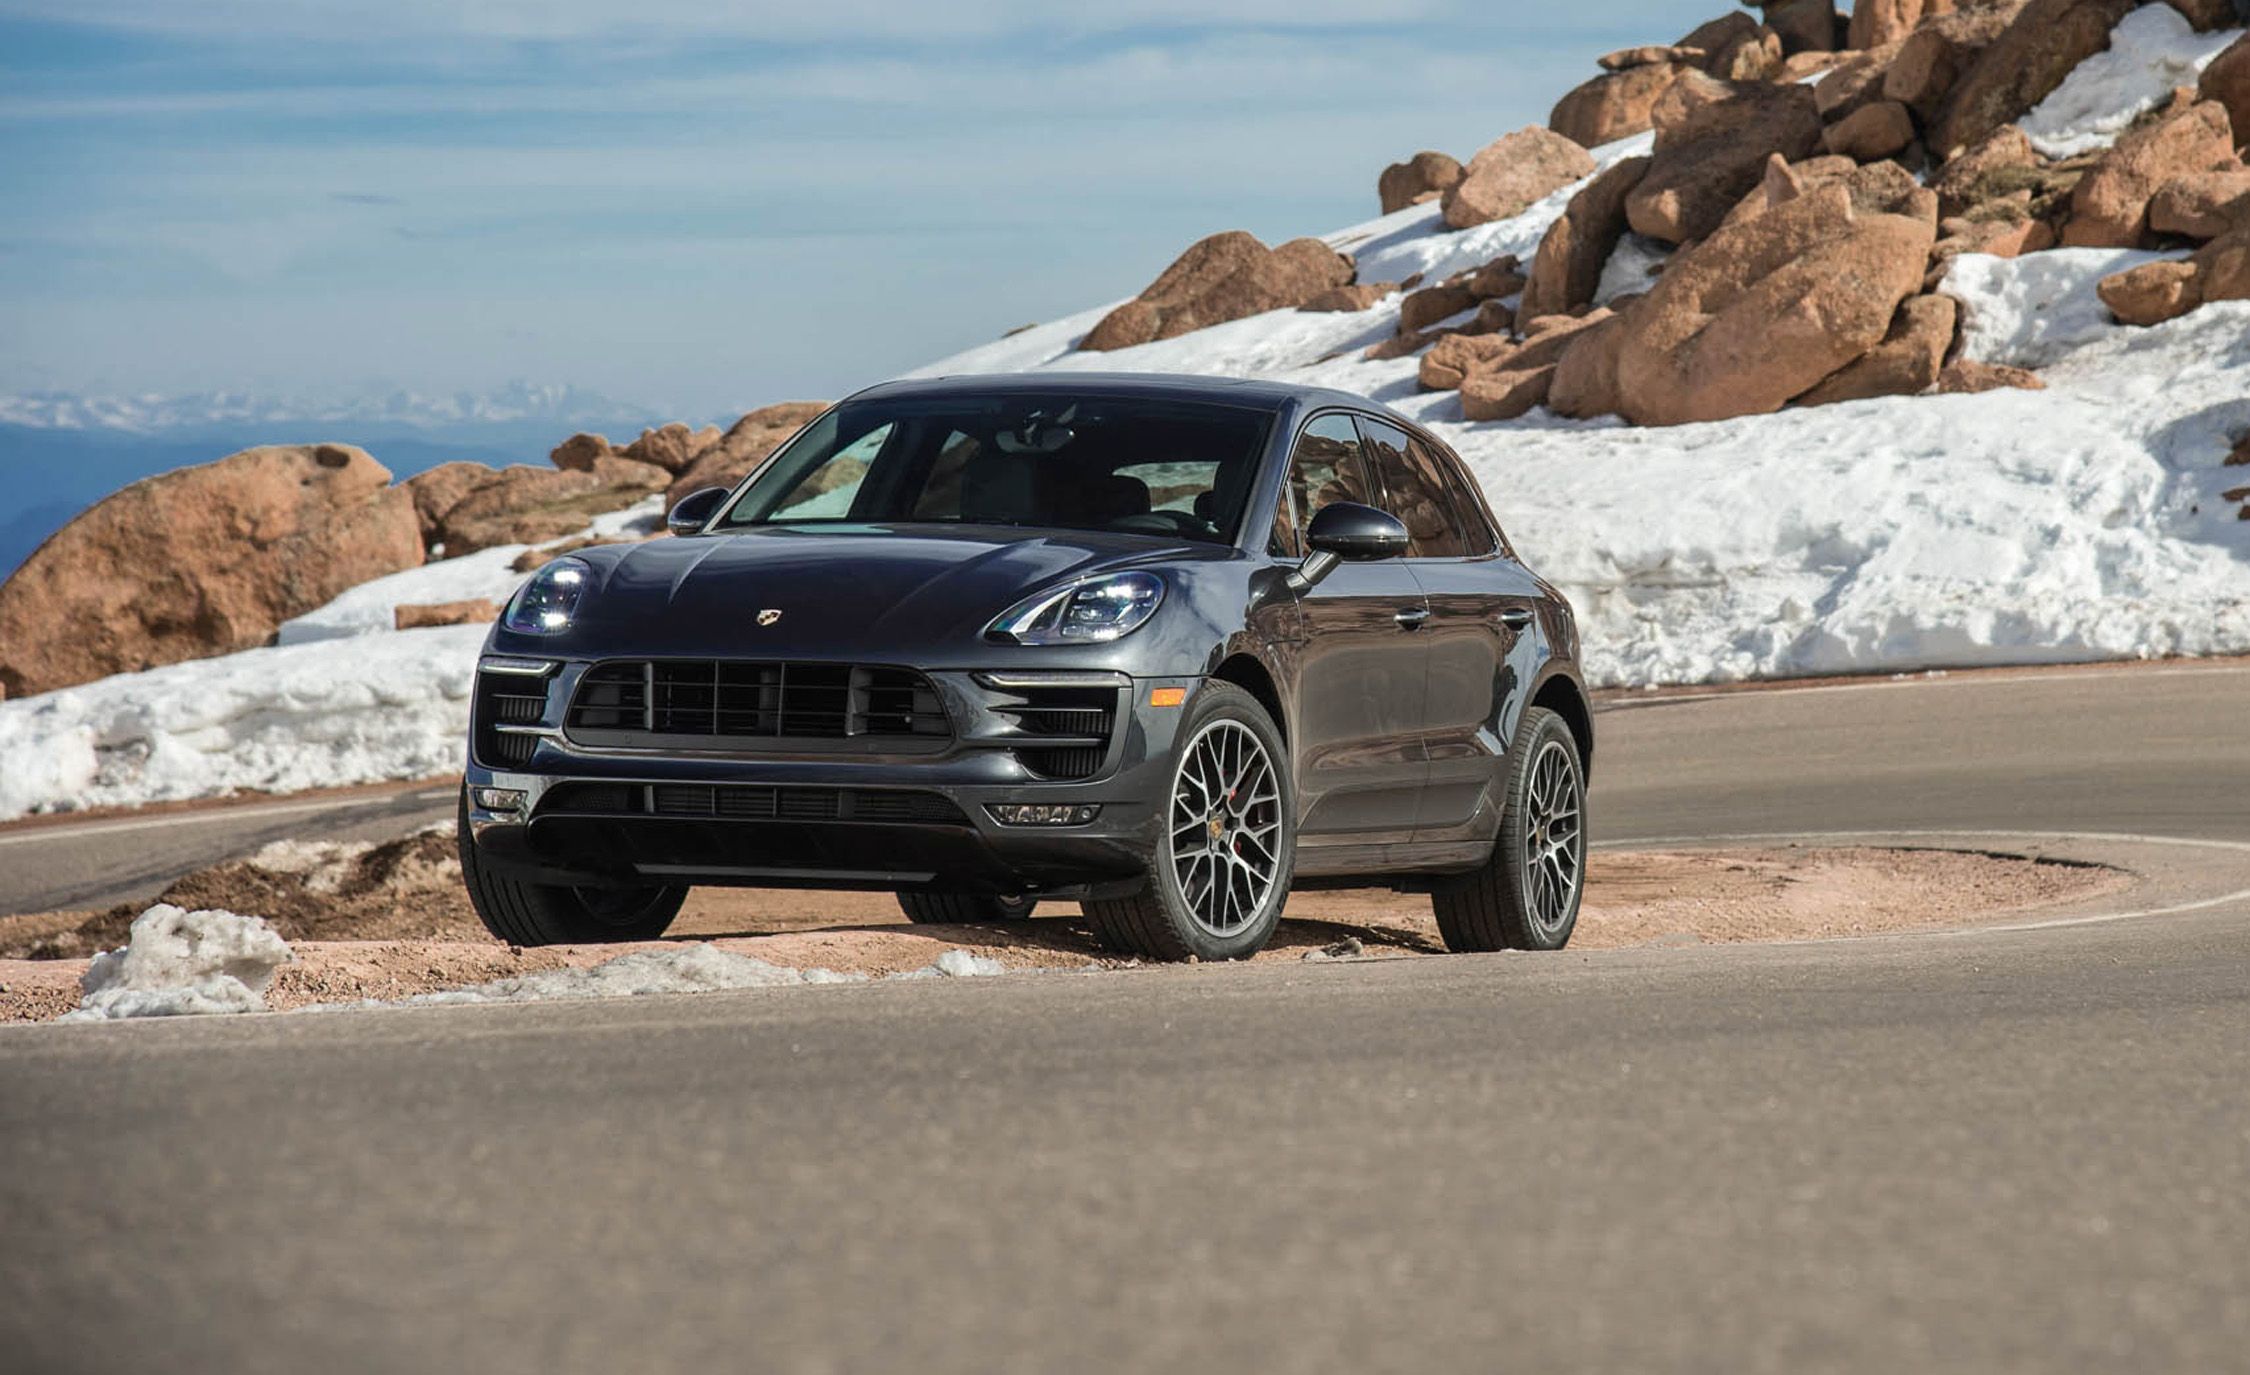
[[715, 392, 1273, 545]]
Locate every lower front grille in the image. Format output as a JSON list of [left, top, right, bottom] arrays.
[[542, 781, 968, 826], [990, 683, 1121, 781], [474, 670, 555, 769]]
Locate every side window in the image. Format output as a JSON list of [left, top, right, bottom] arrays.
[[1360, 418, 1465, 558], [1412, 435, 1498, 556], [1270, 413, 1373, 558], [768, 422, 892, 519]]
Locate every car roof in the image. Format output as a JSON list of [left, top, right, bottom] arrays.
[[846, 370, 1403, 423]]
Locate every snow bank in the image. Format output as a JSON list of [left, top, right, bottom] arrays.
[[61, 905, 292, 1022], [366, 944, 1006, 1008], [2020, 9, 2243, 158], [0, 625, 482, 820]]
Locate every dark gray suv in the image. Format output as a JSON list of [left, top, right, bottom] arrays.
[[459, 373, 1591, 962]]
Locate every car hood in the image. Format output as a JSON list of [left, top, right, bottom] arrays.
[[561, 524, 1202, 657]]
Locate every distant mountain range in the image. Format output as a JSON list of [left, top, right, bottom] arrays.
[[0, 385, 686, 578]]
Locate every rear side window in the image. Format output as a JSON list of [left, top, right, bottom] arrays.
[[1412, 435, 1498, 556], [1359, 418, 1465, 558], [1270, 413, 1375, 558]]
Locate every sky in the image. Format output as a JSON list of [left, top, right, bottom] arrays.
[[0, 1, 1732, 417]]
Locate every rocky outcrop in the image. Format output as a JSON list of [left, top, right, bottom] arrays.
[[620, 422, 724, 474], [1680, 12, 1785, 80], [1816, 43, 1908, 123], [1824, 100, 1917, 160], [2205, 34, 2250, 151], [2150, 168, 2250, 239], [2096, 226, 2250, 324], [1934, 0, 2134, 158], [1379, 152, 1464, 214], [1627, 76, 1825, 243], [0, 445, 424, 697], [1080, 232, 1353, 351], [1937, 359, 2046, 392], [664, 401, 830, 506], [1884, 0, 2025, 123], [1610, 181, 1938, 425], [1440, 128, 1597, 230], [1547, 314, 1632, 419], [1795, 294, 1959, 405], [1551, 61, 1694, 149], [1600, 45, 1709, 71], [2163, 0, 2239, 31], [548, 433, 611, 472], [1518, 156, 1651, 325], [402, 461, 501, 549], [2062, 98, 2237, 247], [1754, 0, 1843, 55], [435, 458, 670, 557], [1299, 283, 1394, 312], [1849, 0, 1958, 49], [394, 599, 499, 631]]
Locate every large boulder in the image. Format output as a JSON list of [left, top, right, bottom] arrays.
[[548, 433, 611, 472], [2150, 168, 2250, 238], [1627, 76, 1825, 243], [1824, 100, 1918, 160], [2061, 98, 2237, 247], [402, 461, 501, 548], [2200, 34, 2250, 153], [1849, 0, 1958, 49], [1550, 62, 1693, 148], [1817, 42, 1908, 123], [1547, 315, 1633, 419], [665, 401, 830, 506], [2163, 0, 2238, 30], [1379, 151, 1464, 213], [1611, 182, 1938, 424], [1721, 154, 1928, 231], [619, 422, 723, 474], [2096, 225, 2250, 323], [1795, 294, 1960, 405], [435, 457, 670, 557], [0, 445, 424, 697], [1681, 12, 1785, 79], [1080, 232, 1353, 351], [1934, 0, 2137, 159], [1884, 0, 2026, 123], [1518, 156, 1653, 325], [1929, 125, 2047, 219], [1755, 0, 1844, 55], [1440, 128, 1597, 230]]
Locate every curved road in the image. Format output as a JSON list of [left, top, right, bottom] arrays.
[[1, 663, 2245, 1373]]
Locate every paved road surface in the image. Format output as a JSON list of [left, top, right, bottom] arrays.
[[1, 663, 2245, 1373]]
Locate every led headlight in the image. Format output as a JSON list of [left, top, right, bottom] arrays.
[[502, 557, 593, 635], [988, 571, 1165, 645]]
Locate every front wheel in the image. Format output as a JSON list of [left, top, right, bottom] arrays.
[[457, 793, 686, 945], [1432, 706, 1586, 952], [1083, 681, 1295, 961]]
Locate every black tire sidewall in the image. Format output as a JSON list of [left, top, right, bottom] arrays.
[[1149, 681, 1296, 961], [1496, 709, 1585, 950]]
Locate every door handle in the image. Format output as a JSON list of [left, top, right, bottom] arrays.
[[1497, 607, 1534, 629], [1394, 607, 1430, 631]]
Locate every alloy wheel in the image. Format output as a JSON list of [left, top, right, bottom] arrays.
[[1167, 719, 1283, 938], [1521, 739, 1584, 938]]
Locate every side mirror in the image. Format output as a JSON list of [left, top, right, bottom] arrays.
[[1291, 502, 1408, 591], [665, 486, 729, 538]]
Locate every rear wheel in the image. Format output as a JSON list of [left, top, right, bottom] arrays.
[[1083, 681, 1294, 961], [896, 892, 1037, 924], [457, 792, 686, 946], [1432, 706, 1586, 953]]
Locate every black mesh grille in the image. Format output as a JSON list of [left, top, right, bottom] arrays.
[[473, 671, 554, 769], [566, 661, 950, 751], [540, 782, 967, 826], [993, 684, 1119, 781]]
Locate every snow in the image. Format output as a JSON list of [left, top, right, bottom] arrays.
[[61, 906, 293, 1022], [347, 944, 1009, 1009], [2019, 9, 2244, 158]]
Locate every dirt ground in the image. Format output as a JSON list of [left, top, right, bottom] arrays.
[[0, 843, 2124, 1023]]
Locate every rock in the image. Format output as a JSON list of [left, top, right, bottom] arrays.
[[1379, 151, 1464, 214], [2150, 169, 2250, 238], [1928, 214, 2059, 287], [1519, 156, 1653, 324], [1849, 0, 1958, 49], [2229, 432, 2250, 465], [1506, 308, 1619, 372], [1465, 299, 1520, 335], [1824, 100, 1918, 160], [1760, 0, 1843, 55], [1551, 62, 1691, 148], [394, 599, 500, 631], [1720, 152, 1928, 232], [1400, 283, 1482, 332], [2062, 98, 2237, 247], [1440, 128, 1597, 231], [1460, 366, 1560, 422], [1935, 0, 2136, 158], [1080, 232, 1353, 350], [1795, 294, 1959, 404], [1817, 43, 1907, 122], [1468, 254, 1527, 299], [665, 401, 830, 506], [1299, 283, 1394, 312], [436, 457, 670, 557], [1781, 51, 1850, 79], [1938, 359, 2046, 392], [1613, 182, 1938, 424], [402, 461, 501, 548], [1628, 77, 1825, 243], [548, 432, 612, 473], [2162, 0, 2238, 30], [1548, 315, 1633, 418], [1419, 334, 1518, 391], [2098, 258, 2205, 323], [617, 421, 723, 474], [1601, 45, 1709, 70], [1884, 1, 2026, 123], [1681, 12, 1784, 79], [2193, 225, 2250, 299], [1929, 125, 2046, 219], [0, 445, 424, 697], [2198, 35, 2250, 153]]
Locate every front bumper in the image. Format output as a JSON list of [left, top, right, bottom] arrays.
[[463, 664, 1200, 898]]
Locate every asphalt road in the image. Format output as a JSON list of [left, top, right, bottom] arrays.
[[1, 662, 2246, 1374]]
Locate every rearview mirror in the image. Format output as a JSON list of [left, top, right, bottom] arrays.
[[1291, 502, 1409, 592], [665, 486, 729, 538]]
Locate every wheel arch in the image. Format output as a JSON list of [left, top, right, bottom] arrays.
[[1530, 671, 1594, 777], [1209, 652, 1288, 747]]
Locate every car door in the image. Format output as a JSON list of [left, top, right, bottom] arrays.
[[1269, 412, 1431, 852], [1357, 418, 1544, 847]]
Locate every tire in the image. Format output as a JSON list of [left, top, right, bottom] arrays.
[[896, 891, 1037, 923], [457, 792, 687, 946], [1082, 681, 1295, 961], [1432, 706, 1587, 953]]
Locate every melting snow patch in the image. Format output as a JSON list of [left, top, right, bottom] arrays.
[[402, 945, 868, 1006], [891, 948, 1009, 979], [2020, 9, 2244, 158], [62, 905, 292, 1022]]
